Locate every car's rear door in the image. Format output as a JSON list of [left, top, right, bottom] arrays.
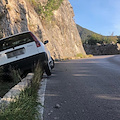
[[0, 32, 39, 66]]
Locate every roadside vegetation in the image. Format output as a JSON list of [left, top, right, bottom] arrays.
[[0, 63, 43, 120], [27, 0, 63, 21], [0, 31, 3, 39], [60, 53, 93, 61], [85, 34, 118, 45], [77, 24, 120, 45], [75, 53, 93, 58], [0, 67, 22, 97]]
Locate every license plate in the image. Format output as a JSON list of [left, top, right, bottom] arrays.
[[6, 47, 25, 58]]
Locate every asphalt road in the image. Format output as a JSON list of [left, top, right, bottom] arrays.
[[43, 55, 120, 120]]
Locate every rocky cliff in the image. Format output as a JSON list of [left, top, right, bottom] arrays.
[[0, 0, 86, 59]]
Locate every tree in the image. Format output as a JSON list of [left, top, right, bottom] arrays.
[[86, 34, 118, 45]]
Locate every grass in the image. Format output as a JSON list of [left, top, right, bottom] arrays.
[[75, 53, 93, 58], [0, 88, 40, 120], [0, 32, 3, 39], [27, 0, 63, 21], [0, 67, 22, 97], [58, 53, 93, 61], [0, 62, 44, 120], [0, 82, 17, 98]]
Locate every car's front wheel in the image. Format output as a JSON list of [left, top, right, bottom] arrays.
[[50, 57, 55, 69], [44, 62, 51, 76]]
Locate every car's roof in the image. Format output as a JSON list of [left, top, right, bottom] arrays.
[[0, 31, 32, 41]]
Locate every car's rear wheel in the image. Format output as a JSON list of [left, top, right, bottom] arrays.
[[44, 62, 51, 76]]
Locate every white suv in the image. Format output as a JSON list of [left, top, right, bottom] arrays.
[[0, 31, 54, 76]]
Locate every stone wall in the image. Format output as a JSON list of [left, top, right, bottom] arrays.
[[84, 43, 120, 55]]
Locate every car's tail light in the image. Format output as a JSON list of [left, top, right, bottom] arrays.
[[35, 40, 41, 47], [30, 32, 41, 47]]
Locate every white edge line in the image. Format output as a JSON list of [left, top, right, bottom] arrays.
[[37, 78, 47, 120]]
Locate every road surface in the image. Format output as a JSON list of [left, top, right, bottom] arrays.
[[43, 55, 120, 120]]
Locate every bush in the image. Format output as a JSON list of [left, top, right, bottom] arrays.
[[0, 66, 21, 83], [0, 62, 44, 120], [86, 34, 118, 45], [28, 0, 63, 20], [75, 53, 93, 59]]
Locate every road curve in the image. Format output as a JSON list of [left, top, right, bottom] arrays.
[[44, 55, 120, 120]]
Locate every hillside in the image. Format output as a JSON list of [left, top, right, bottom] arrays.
[[76, 25, 120, 55], [0, 0, 86, 59], [77, 24, 99, 43], [77, 24, 119, 45]]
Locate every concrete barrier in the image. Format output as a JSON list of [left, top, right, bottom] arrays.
[[0, 73, 34, 105]]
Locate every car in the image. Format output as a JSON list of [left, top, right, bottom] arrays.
[[0, 31, 54, 76]]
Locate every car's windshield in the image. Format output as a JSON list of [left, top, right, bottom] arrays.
[[0, 33, 34, 52]]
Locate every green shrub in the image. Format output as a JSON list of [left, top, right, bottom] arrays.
[[0, 88, 40, 120], [86, 34, 118, 45], [0, 66, 21, 97], [75, 53, 86, 58], [0, 66, 21, 83], [75, 53, 93, 59], [0, 33, 2, 39], [28, 0, 63, 21], [0, 62, 44, 120]]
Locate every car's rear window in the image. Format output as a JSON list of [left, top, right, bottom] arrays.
[[0, 32, 34, 52]]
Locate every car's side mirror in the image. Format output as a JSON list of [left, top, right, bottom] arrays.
[[44, 40, 49, 45]]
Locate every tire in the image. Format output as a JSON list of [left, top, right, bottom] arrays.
[[50, 57, 55, 69], [44, 62, 51, 76]]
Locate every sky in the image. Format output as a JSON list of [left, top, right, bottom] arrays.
[[69, 0, 120, 36]]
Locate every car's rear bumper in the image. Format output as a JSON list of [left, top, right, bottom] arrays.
[[0, 52, 48, 71]]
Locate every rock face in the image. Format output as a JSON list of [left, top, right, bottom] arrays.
[[0, 0, 86, 59], [84, 43, 120, 55]]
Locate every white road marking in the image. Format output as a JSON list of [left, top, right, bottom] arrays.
[[37, 78, 47, 120]]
